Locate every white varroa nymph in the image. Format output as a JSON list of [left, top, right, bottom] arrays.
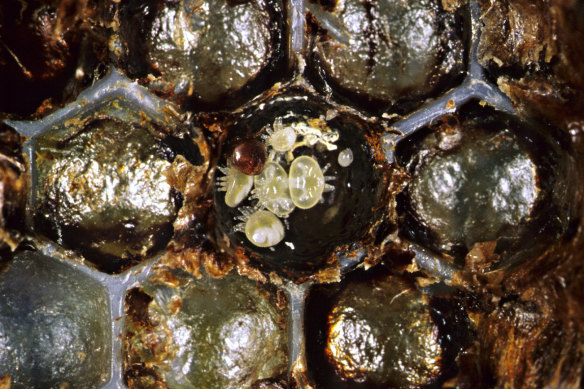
[[252, 161, 295, 217], [217, 165, 254, 208], [222, 116, 349, 248], [245, 210, 285, 248], [289, 155, 333, 209]]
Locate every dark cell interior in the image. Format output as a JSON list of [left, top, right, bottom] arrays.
[[213, 94, 387, 278]]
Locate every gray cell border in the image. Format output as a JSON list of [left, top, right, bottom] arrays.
[[1, 0, 517, 387], [5, 71, 190, 389]]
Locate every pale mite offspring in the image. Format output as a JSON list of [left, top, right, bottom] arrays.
[[252, 162, 296, 217], [288, 156, 334, 209], [338, 148, 354, 167], [221, 117, 342, 248], [265, 118, 297, 153], [217, 165, 254, 207], [245, 209, 285, 248]]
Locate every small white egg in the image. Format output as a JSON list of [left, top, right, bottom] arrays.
[[338, 148, 353, 167]]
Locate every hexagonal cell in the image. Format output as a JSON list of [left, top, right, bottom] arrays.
[[395, 102, 577, 268], [0, 0, 103, 117], [476, 0, 584, 129], [0, 251, 111, 388], [14, 72, 207, 273], [213, 92, 388, 278], [305, 0, 467, 113], [116, 0, 288, 110], [123, 268, 289, 388], [305, 270, 472, 387]]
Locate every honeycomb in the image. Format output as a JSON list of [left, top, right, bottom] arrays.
[[1, 0, 583, 388]]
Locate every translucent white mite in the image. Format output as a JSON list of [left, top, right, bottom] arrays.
[[251, 161, 295, 217], [235, 208, 285, 248], [246, 210, 285, 248], [216, 165, 253, 207], [264, 118, 297, 153], [338, 148, 354, 167], [224, 117, 342, 248], [288, 155, 334, 209]]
